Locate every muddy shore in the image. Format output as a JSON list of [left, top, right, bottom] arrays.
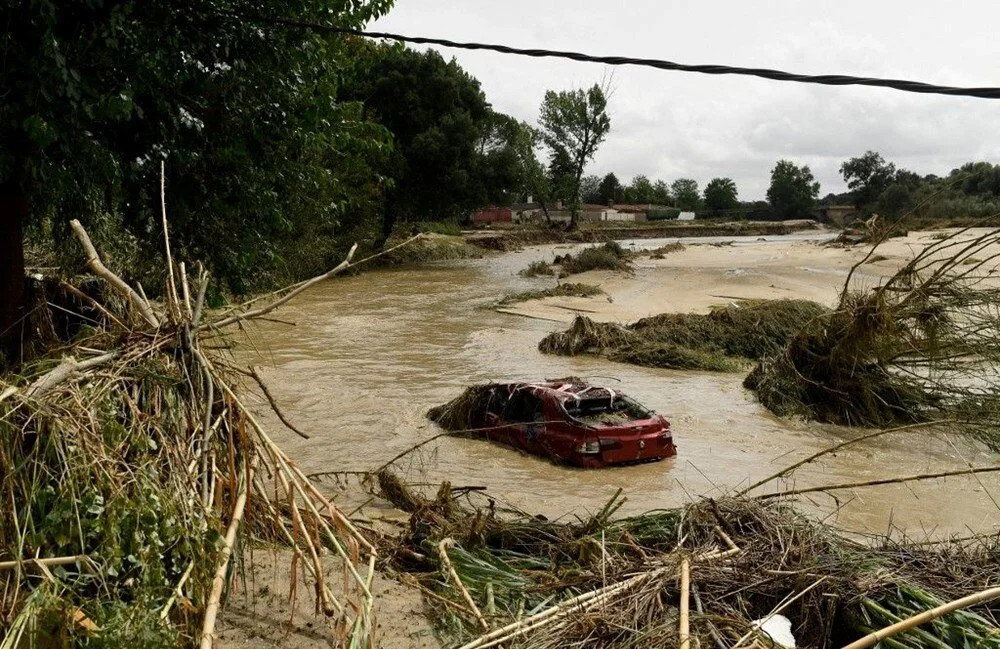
[[463, 218, 823, 249]]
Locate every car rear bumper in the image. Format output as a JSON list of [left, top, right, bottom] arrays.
[[571, 434, 677, 468]]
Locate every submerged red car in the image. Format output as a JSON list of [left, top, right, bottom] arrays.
[[429, 380, 676, 468]]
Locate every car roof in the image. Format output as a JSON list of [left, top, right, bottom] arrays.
[[504, 380, 622, 403]]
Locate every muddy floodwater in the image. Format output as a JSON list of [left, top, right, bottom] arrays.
[[244, 234, 999, 537]]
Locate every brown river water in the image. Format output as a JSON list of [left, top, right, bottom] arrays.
[[243, 236, 999, 537]]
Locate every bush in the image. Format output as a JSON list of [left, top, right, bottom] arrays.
[[520, 260, 555, 277], [559, 242, 632, 275]]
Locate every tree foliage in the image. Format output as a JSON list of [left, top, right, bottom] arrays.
[[580, 175, 602, 204], [597, 173, 624, 205], [767, 161, 819, 219], [1, 0, 395, 339], [671, 178, 701, 211], [340, 44, 492, 240], [840, 151, 897, 211], [538, 84, 611, 226], [703, 177, 739, 214], [623, 175, 654, 204]]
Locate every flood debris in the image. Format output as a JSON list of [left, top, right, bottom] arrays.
[[376, 472, 1000, 649], [746, 227, 1000, 446], [648, 242, 685, 259], [494, 282, 603, 307], [520, 260, 556, 277], [521, 242, 634, 279], [556, 241, 633, 275], [0, 202, 405, 645], [539, 299, 829, 372], [427, 379, 675, 467]]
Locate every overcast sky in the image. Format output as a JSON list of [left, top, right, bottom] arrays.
[[372, 1, 1000, 200]]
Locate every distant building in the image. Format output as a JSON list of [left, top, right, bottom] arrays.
[[580, 204, 636, 222], [470, 207, 512, 224]]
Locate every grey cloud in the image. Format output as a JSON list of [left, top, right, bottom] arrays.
[[375, 0, 1000, 200]]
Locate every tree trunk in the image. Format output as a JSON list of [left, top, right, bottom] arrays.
[[0, 182, 27, 365], [538, 199, 552, 225]]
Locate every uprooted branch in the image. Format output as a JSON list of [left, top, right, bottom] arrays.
[[746, 226, 1000, 447], [0, 214, 418, 647]]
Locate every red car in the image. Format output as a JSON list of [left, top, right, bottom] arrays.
[[431, 380, 676, 468]]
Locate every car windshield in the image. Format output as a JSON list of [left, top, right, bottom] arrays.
[[564, 394, 654, 426]]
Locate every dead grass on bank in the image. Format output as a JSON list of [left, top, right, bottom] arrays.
[[520, 243, 634, 279], [538, 300, 830, 372], [374, 470, 1000, 649], [648, 242, 685, 259], [495, 283, 604, 307], [0, 185, 412, 646], [745, 227, 1000, 446]]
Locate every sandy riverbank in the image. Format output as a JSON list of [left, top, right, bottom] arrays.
[[497, 230, 972, 323]]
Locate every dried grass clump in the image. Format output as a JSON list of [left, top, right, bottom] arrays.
[[380, 233, 482, 264], [495, 282, 603, 307], [745, 227, 1000, 444], [648, 242, 685, 259], [557, 242, 633, 275], [1, 202, 393, 646], [539, 299, 829, 372], [377, 473, 1000, 649], [426, 384, 502, 431], [519, 260, 555, 277]]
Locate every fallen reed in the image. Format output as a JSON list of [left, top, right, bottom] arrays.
[[0, 176, 411, 647]]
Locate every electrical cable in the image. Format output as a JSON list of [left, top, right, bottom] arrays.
[[235, 15, 1000, 100]]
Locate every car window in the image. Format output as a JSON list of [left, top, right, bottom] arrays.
[[503, 390, 543, 423]]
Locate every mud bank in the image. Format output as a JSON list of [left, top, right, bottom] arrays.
[[464, 218, 824, 250]]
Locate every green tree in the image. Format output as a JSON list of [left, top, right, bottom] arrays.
[[597, 173, 624, 205], [340, 44, 492, 243], [538, 84, 611, 228], [580, 175, 602, 204], [767, 160, 820, 219], [703, 178, 739, 214], [475, 112, 544, 208], [625, 175, 655, 204], [651, 180, 672, 205], [0, 0, 393, 359], [840, 151, 897, 211], [671, 179, 701, 211]]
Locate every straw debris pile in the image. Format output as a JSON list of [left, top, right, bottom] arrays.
[[376, 473, 1000, 649], [539, 300, 829, 372], [0, 209, 395, 646], [746, 227, 1000, 445]]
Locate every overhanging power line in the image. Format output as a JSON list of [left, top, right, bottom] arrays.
[[240, 15, 1000, 100]]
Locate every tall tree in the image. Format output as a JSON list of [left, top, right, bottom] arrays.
[[580, 175, 602, 204], [703, 178, 739, 214], [597, 173, 624, 205], [0, 0, 393, 360], [625, 175, 654, 204], [538, 84, 611, 228], [671, 179, 701, 211], [840, 151, 897, 211], [651, 180, 672, 205], [475, 111, 543, 207], [340, 44, 491, 242], [767, 160, 820, 219]]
